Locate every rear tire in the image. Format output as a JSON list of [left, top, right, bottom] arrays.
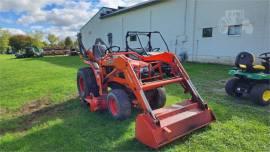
[[225, 78, 243, 97], [107, 89, 131, 120], [77, 67, 99, 103], [145, 88, 166, 110], [250, 84, 270, 106]]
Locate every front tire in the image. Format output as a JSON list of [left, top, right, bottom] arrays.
[[145, 88, 166, 110], [250, 84, 270, 106], [107, 89, 131, 120], [225, 78, 243, 97]]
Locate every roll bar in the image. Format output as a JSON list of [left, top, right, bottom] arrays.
[[125, 31, 170, 53]]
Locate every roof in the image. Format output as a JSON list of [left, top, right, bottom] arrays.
[[80, 7, 115, 30], [80, 0, 165, 31], [100, 0, 164, 19]]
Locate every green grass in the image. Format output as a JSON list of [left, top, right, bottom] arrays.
[[0, 55, 269, 151], [0, 55, 84, 110]]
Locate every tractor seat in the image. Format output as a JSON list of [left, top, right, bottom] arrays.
[[239, 64, 265, 70], [235, 52, 266, 72], [93, 44, 107, 60]]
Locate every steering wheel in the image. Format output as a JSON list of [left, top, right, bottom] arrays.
[[259, 52, 270, 61], [105, 46, 120, 53], [151, 48, 160, 52]]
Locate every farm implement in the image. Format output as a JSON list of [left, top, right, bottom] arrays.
[[77, 31, 215, 148]]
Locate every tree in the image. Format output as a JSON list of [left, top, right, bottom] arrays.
[[9, 35, 33, 52], [42, 41, 49, 47], [47, 34, 59, 47], [73, 40, 78, 49], [31, 31, 44, 48], [64, 36, 73, 49], [0, 29, 11, 54], [58, 40, 65, 49]]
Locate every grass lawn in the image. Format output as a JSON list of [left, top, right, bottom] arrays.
[[0, 55, 269, 151]]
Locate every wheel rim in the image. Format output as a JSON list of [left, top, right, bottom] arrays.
[[79, 76, 85, 92], [262, 90, 270, 102], [108, 97, 118, 116]]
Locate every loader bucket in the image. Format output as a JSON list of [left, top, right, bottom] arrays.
[[135, 100, 215, 149]]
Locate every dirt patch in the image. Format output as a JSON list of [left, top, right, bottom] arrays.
[[0, 98, 77, 135], [17, 104, 62, 132], [20, 97, 52, 114], [1, 97, 53, 117], [0, 108, 8, 116], [3, 93, 77, 116]]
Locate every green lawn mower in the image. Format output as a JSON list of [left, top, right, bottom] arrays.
[[225, 52, 270, 106], [15, 46, 43, 58]]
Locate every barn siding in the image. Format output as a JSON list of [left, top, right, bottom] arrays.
[[81, 0, 270, 64]]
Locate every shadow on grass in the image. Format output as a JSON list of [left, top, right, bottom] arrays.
[[0, 98, 149, 151], [0, 99, 77, 135], [0, 96, 269, 151]]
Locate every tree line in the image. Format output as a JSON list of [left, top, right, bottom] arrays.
[[0, 29, 77, 54]]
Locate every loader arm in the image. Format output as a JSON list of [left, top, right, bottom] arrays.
[[142, 52, 208, 108], [104, 54, 157, 119], [104, 52, 210, 120]]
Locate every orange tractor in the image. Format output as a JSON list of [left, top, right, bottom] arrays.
[[77, 31, 215, 149]]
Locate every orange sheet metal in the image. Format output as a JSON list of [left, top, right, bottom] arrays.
[[136, 100, 215, 149]]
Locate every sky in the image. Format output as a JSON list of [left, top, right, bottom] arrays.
[[0, 0, 148, 39]]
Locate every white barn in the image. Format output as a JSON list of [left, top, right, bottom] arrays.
[[80, 0, 270, 64]]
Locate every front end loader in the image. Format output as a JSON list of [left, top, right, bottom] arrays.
[[77, 31, 216, 149]]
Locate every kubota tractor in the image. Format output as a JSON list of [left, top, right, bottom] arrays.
[[77, 31, 215, 149]]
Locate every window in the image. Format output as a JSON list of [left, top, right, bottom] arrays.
[[228, 25, 242, 36], [202, 28, 213, 38], [130, 35, 137, 41]]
